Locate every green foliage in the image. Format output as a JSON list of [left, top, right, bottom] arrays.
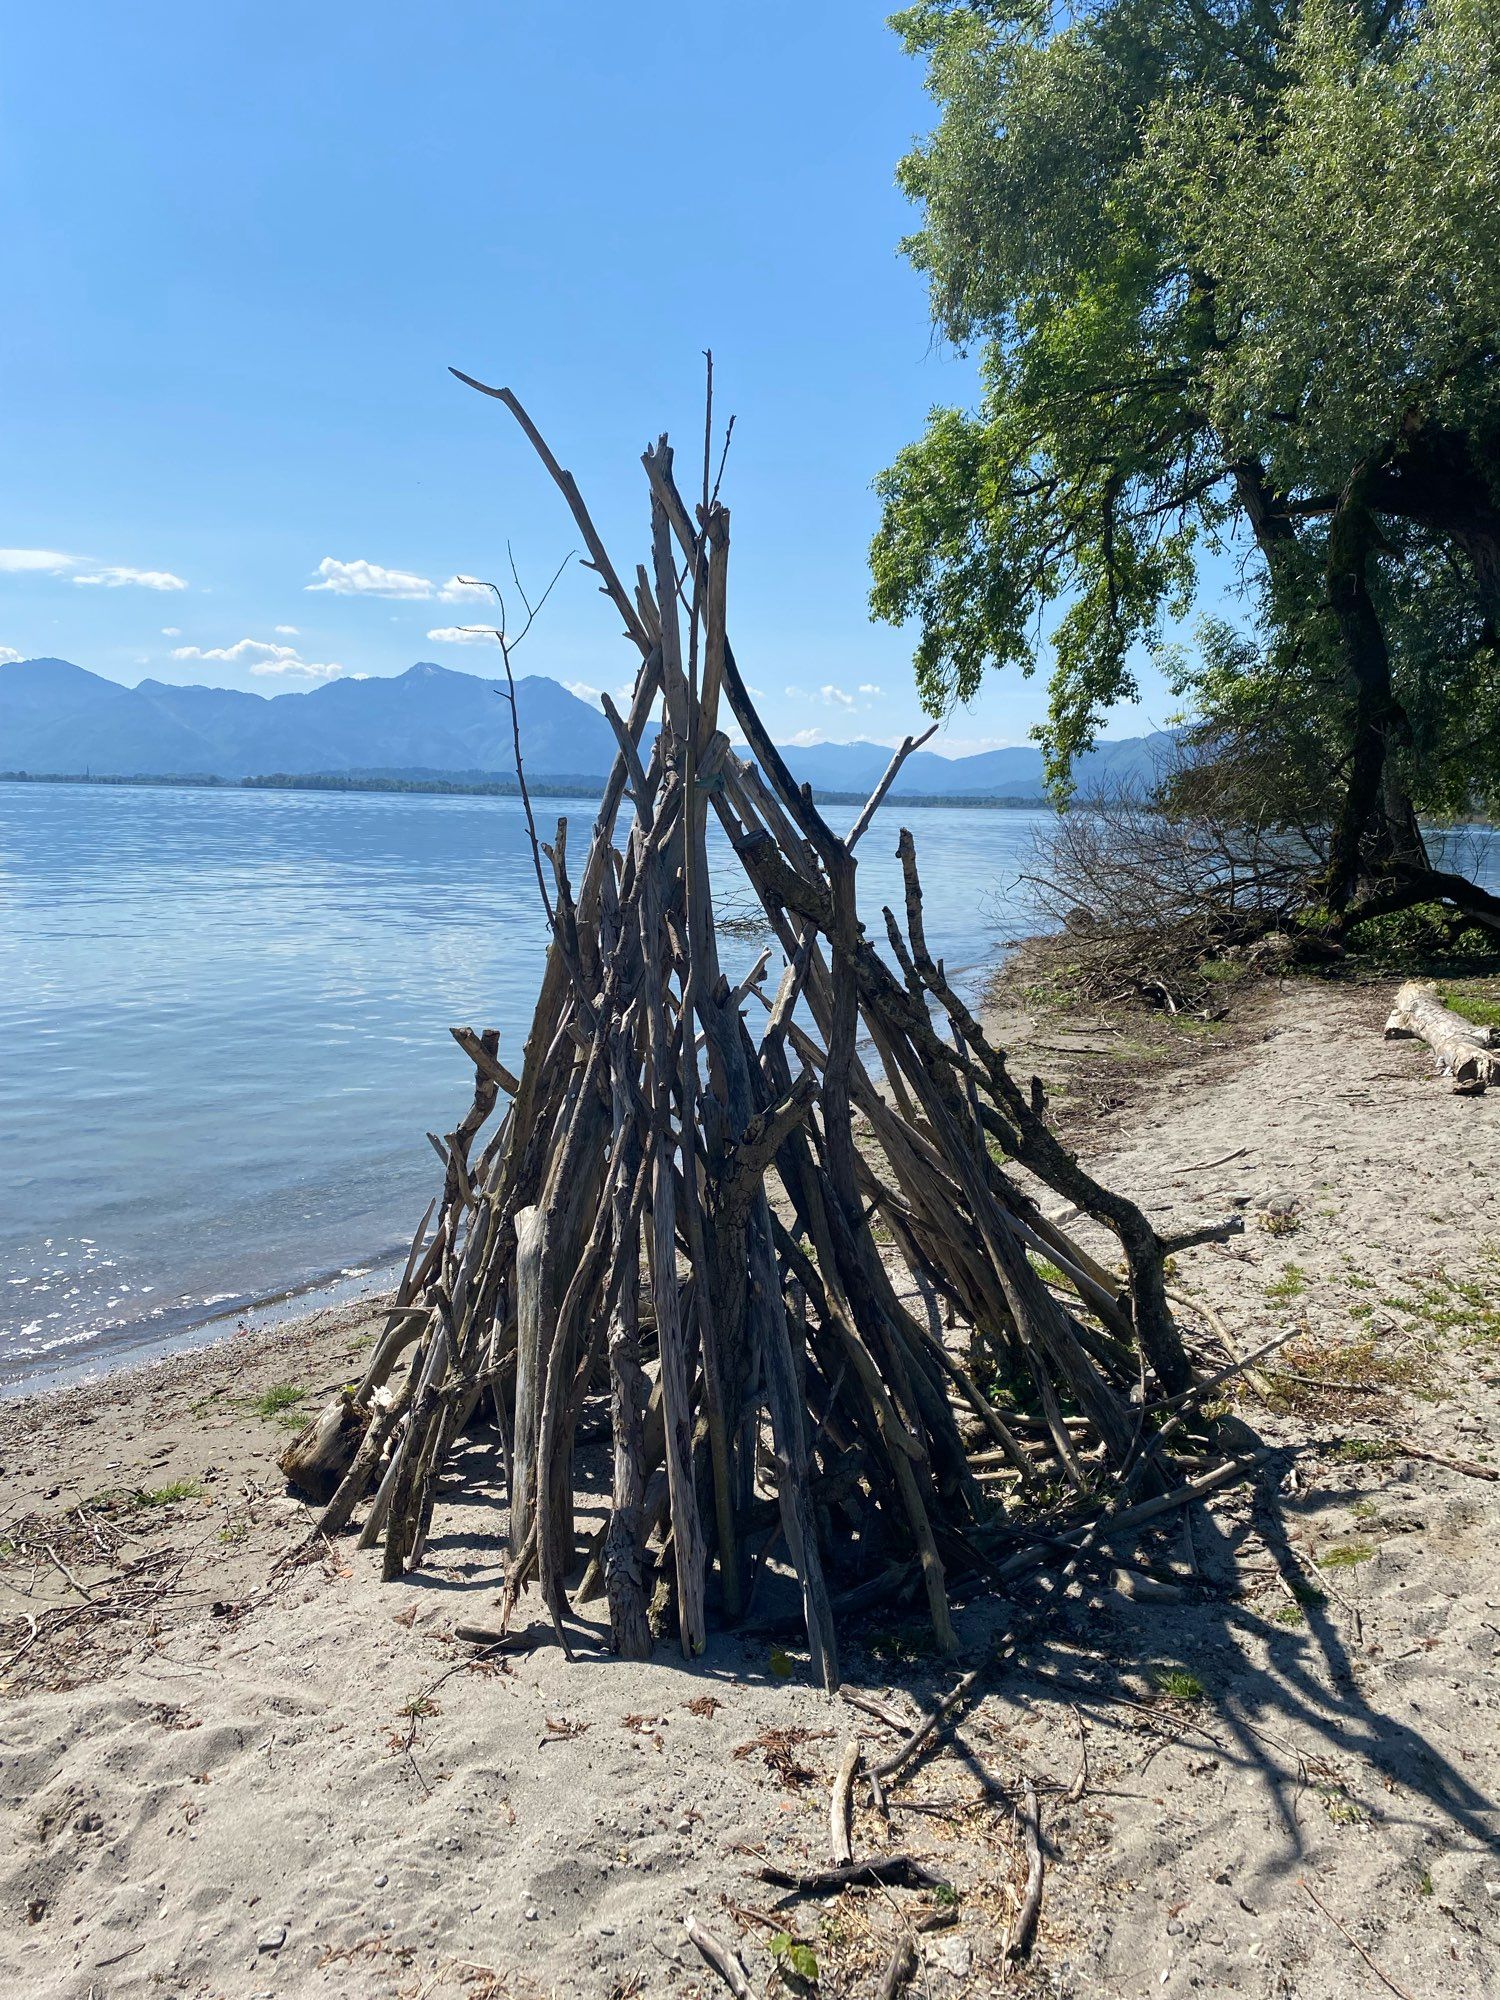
[[1346, 903, 1500, 967], [767, 1934, 819, 1984], [1264, 1265, 1307, 1302], [133, 1480, 202, 1507], [875, 0, 1500, 827], [1441, 983, 1500, 1029], [1152, 1667, 1206, 1702], [250, 1382, 306, 1419], [1319, 1542, 1377, 1570]]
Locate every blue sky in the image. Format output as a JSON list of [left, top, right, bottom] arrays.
[[1, 2, 1184, 756]]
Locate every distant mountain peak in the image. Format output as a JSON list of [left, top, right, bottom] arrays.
[[1, 655, 1172, 795]]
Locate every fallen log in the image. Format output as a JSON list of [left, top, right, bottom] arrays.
[[277, 1394, 365, 1504], [1384, 980, 1496, 1093]]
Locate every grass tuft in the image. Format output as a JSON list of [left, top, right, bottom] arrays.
[[1319, 1542, 1376, 1570], [250, 1382, 306, 1418], [133, 1480, 202, 1507], [1152, 1667, 1206, 1702]]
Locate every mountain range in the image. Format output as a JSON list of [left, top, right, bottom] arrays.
[[0, 657, 1173, 798]]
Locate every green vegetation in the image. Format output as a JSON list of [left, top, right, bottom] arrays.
[[1319, 1542, 1377, 1571], [1152, 1668, 1206, 1703], [133, 1480, 202, 1507], [1334, 1438, 1398, 1464], [767, 1935, 819, 1985], [1441, 984, 1500, 1031], [876, 0, 1500, 936], [1264, 1266, 1307, 1303], [250, 1383, 307, 1423]]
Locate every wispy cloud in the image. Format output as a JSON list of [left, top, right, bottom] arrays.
[[250, 656, 344, 680], [784, 679, 883, 715], [0, 549, 76, 575], [309, 557, 488, 603], [0, 548, 186, 589], [171, 637, 343, 681], [161, 626, 181, 638], [0, 645, 22, 665], [274, 624, 299, 636], [75, 565, 187, 591], [425, 624, 496, 645], [787, 728, 827, 747], [563, 679, 603, 705]]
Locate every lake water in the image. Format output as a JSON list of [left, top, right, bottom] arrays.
[[0, 782, 1053, 1391]]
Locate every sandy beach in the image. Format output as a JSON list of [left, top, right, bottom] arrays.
[[3, 972, 1498, 1999]]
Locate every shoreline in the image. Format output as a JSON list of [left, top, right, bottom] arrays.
[[1, 768, 1060, 811], [3, 972, 1499, 1998], [0, 1253, 405, 1404]]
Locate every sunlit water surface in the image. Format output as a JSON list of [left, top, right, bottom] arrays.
[[0, 782, 1054, 1390]]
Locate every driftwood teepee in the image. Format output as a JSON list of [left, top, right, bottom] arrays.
[[300, 379, 1230, 1691]]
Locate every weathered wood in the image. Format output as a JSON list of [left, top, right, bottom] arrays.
[[1385, 978, 1496, 1092], [508, 1205, 548, 1555], [277, 1395, 365, 1504], [829, 1736, 861, 1864], [347, 387, 1218, 1688], [604, 1020, 651, 1660]]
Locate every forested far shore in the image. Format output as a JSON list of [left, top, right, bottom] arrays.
[[0, 768, 1056, 811]]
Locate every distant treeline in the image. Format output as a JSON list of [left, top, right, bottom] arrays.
[[0, 768, 1054, 811]]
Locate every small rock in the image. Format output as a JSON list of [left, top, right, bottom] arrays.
[[675, 1817, 693, 1834], [936, 1937, 972, 1977], [256, 1925, 287, 1954], [373, 1872, 388, 1888], [524, 1907, 539, 1922]]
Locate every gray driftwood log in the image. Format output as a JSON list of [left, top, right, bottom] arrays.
[[1385, 979, 1497, 1093]]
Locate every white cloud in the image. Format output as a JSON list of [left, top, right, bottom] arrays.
[[308, 557, 432, 598], [171, 637, 343, 681], [787, 728, 827, 747], [74, 565, 187, 591], [250, 656, 344, 680], [0, 645, 22, 665], [426, 625, 496, 645], [858, 683, 883, 697], [820, 684, 856, 709], [161, 626, 181, 638], [0, 548, 76, 575], [3, 549, 186, 589], [172, 638, 293, 666], [563, 680, 604, 706], [308, 557, 489, 603], [274, 624, 299, 636]]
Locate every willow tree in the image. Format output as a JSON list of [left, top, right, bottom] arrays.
[[872, 0, 1500, 930]]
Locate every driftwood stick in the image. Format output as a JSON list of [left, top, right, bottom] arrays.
[[757, 1854, 952, 1895], [846, 722, 940, 851], [1005, 1777, 1044, 1960], [876, 1939, 919, 2000], [867, 1670, 981, 1784], [683, 1914, 758, 2000], [829, 1736, 861, 1865]]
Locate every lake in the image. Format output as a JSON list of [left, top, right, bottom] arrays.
[[0, 781, 1053, 1391]]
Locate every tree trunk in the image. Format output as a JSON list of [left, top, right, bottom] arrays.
[[1324, 468, 1422, 914]]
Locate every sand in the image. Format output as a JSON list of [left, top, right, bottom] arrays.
[[2, 975, 1498, 1998]]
